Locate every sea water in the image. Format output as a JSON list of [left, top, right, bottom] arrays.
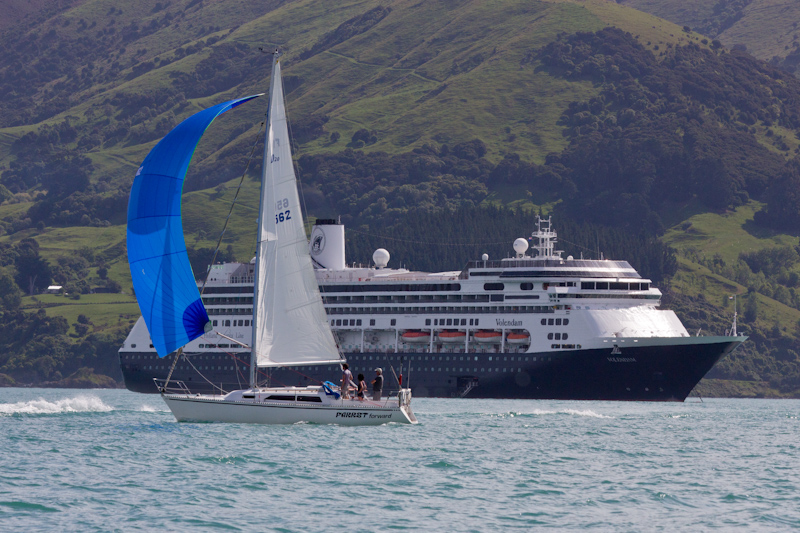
[[1, 389, 798, 531]]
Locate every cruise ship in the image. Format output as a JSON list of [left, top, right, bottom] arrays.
[[119, 217, 745, 400]]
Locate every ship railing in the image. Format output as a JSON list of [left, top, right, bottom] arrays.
[[153, 378, 192, 395]]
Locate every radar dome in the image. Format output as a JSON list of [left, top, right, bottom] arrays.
[[373, 248, 390, 268], [513, 238, 529, 256], [482, 253, 489, 261]]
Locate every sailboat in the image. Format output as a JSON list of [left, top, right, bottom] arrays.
[[126, 50, 416, 425]]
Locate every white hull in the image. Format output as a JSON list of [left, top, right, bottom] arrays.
[[161, 386, 417, 425]]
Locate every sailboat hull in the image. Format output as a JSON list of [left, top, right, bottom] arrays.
[[161, 387, 417, 425]]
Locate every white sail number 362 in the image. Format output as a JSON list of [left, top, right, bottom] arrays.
[[275, 198, 291, 224]]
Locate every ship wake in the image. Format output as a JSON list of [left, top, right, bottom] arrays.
[[0, 395, 114, 416]]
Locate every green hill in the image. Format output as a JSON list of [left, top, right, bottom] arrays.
[[1, 0, 800, 396], [619, 0, 800, 76]]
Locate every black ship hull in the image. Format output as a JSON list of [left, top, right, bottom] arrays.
[[120, 338, 741, 401]]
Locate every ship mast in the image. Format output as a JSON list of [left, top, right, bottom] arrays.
[[530, 216, 563, 259]]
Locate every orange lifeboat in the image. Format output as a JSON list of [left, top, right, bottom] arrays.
[[473, 330, 503, 344], [506, 332, 531, 345], [401, 330, 431, 344], [438, 331, 467, 343]]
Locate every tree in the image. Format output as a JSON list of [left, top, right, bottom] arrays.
[[744, 293, 759, 323], [13, 239, 52, 295], [0, 269, 22, 310]]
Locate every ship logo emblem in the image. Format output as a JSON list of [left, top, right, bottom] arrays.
[[611, 344, 622, 355], [311, 229, 325, 255]]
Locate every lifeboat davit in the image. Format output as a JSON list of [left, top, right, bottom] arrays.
[[401, 331, 431, 344], [473, 330, 503, 344], [438, 331, 467, 343], [506, 332, 531, 345]]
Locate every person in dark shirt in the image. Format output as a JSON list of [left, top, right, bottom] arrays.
[[371, 368, 383, 401], [356, 373, 367, 401]]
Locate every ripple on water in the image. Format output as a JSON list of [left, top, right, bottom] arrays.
[[0, 501, 60, 513], [1, 393, 799, 531]]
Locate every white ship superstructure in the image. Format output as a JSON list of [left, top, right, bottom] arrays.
[[120, 217, 744, 400]]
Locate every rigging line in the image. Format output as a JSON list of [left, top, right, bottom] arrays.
[[199, 120, 265, 296], [161, 346, 183, 392], [183, 355, 228, 394], [345, 226, 513, 247], [195, 341, 296, 389], [558, 237, 602, 256]]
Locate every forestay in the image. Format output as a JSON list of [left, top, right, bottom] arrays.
[[251, 57, 342, 367], [127, 95, 261, 357]]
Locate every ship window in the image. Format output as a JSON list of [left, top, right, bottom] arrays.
[[554, 333, 561, 340], [596, 282, 609, 290], [611, 282, 627, 290], [212, 320, 218, 326], [555, 318, 562, 325], [548, 319, 554, 325], [461, 319, 467, 326], [484, 283, 504, 291], [469, 319, 474, 326], [425, 319, 431, 326], [245, 320, 250, 326], [131, 344, 136, 348], [446, 319, 452, 326], [541, 319, 546, 326], [547, 333, 553, 340], [350, 319, 356, 326], [521, 282, 533, 290], [370, 319, 375, 326], [475, 319, 479, 326], [356, 319, 362, 326], [391, 319, 396, 326], [564, 319, 569, 326], [563, 333, 568, 340]]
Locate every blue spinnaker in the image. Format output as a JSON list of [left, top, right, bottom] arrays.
[[127, 95, 261, 357]]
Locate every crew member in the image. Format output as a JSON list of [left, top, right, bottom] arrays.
[[371, 368, 383, 401]]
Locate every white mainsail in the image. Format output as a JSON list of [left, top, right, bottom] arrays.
[[251, 53, 342, 370]]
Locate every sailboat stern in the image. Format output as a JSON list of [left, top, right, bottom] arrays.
[[398, 388, 418, 424]]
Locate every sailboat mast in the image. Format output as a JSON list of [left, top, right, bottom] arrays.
[[250, 50, 281, 389]]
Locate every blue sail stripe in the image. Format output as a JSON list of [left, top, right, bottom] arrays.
[[127, 94, 262, 357]]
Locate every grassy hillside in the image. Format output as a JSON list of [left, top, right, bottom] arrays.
[[619, 0, 800, 72], [1, 0, 800, 395]]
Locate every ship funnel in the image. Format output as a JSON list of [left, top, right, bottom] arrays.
[[309, 219, 345, 270]]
